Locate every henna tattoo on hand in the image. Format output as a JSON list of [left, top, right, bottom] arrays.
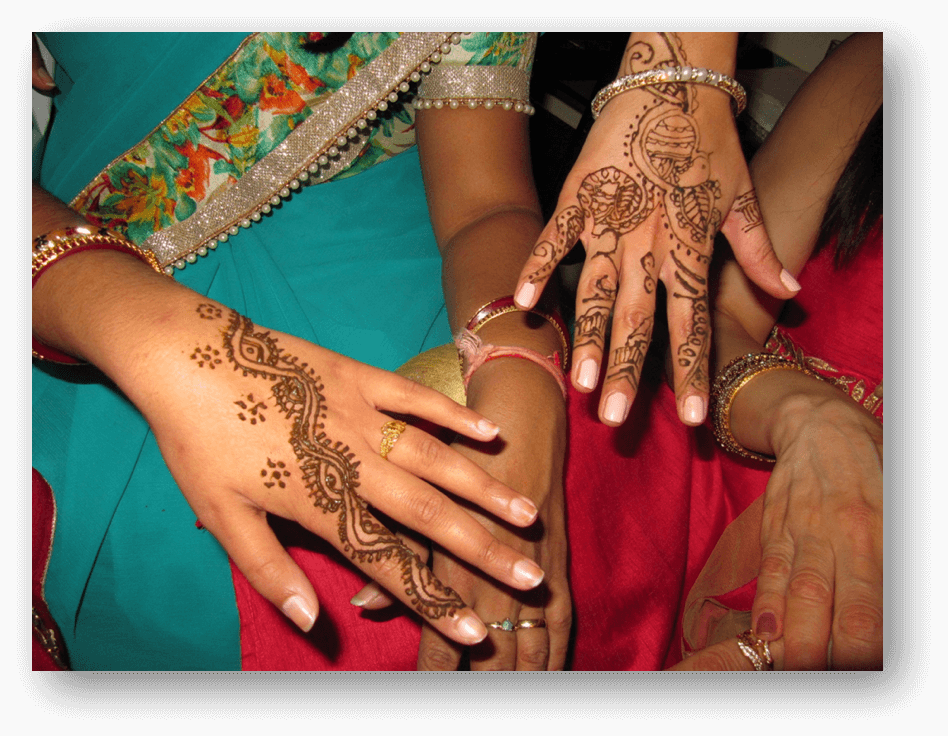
[[605, 317, 654, 393], [526, 206, 584, 284], [732, 190, 765, 233], [668, 251, 710, 394], [641, 253, 656, 294], [194, 304, 465, 619], [190, 344, 222, 369], [261, 458, 290, 489], [235, 393, 268, 424]]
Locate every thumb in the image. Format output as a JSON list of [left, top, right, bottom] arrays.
[[206, 505, 320, 633], [720, 185, 801, 300]]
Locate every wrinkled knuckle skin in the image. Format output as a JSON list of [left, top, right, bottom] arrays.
[[418, 644, 460, 671], [478, 536, 505, 570], [546, 607, 574, 637], [836, 602, 884, 650], [407, 491, 447, 529], [411, 432, 445, 471], [786, 570, 834, 607], [616, 307, 653, 334], [835, 501, 881, 556], [517, 640, 551, 669], [759, 552, 793, 582]]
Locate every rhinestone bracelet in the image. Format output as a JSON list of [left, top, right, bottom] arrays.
[[709, 352, 824, 462], [591, 66, 747, 120]]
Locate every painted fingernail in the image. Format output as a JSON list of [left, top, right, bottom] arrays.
[[350, 587, 384, 608], [455, 614, 488, 644], [780, 269, 802, 293], [514, 281, 537, 309], [37, 67, 55, 87], [509, 497, 539, 525], [755, 612, 777, 637], [476, 418, 500, 438], [512, 559, 544, 588], [282, 594, 317, 632], [603, 392, 629, 425], [576, 358, 599, 390], [683, 395, 706, 425]]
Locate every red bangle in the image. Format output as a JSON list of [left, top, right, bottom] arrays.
[[464, 295, 571, 371], [32, 226, 166, 363], [455, 329, 568, 399]]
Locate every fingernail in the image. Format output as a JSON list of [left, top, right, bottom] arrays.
[[780, 269, 801, 293], [683, 395, 706, 425], [509, 497, 538, 525], [514, 281, 537, 309], [282, 594, 317, 632], [476, 418, 500, 438], [512, 559, 544, 588], [755, 612, 777, 637], [575, 358, 599, 390], [603, 392, 629, 425], [455, 614, 487, 644], [37, 67, 55, 87], [350, 587, 383, 608]]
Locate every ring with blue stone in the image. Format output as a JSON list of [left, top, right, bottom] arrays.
[[487, 618, 546, 632]]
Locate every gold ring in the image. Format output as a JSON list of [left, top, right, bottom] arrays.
[[736, 630, 774, 671], [379, 420, 407, 460], [486, 618, 547, 632]]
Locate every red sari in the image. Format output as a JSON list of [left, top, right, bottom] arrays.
[[564, 224, 883, 670]]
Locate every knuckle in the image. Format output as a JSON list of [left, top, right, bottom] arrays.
[[758, 550, 794, 582], [545, 607, 573, 637], [417, 643, 459, 671], [786, 569, 834, 607], [517, 639, 551, 668], [834, 501, 881, 555], [410, 432, 446, 470], [478, 535, 505, 569], [615, 306, 653, 333], [405, 490, 447, 529], [836, 601, 884, 646]]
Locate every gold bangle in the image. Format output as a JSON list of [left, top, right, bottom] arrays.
[[591, 66, 747, 120], [709, 353, 823, 462], [465, 295, 571, 372]]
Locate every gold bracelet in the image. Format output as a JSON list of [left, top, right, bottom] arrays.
[[465, 295, 571, 372], [709, 352, 823, 462], [32, 226, 166, 363], [591, 66, 747, 120]]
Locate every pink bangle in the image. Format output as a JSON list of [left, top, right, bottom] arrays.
[[465, 295, 571, 371], [455, 329, 568, 399]]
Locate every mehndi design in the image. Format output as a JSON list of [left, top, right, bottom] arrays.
[[193, 304, 465, 619]]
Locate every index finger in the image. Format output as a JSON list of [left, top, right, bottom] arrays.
[[514, 205, 584, 310]]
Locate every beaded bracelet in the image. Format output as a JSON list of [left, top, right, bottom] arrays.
[[32, 226, 166, 363], [709, 352, 824, 462], [455, 329, 568, 400], [591, 66, 747, 120], [466, 295, 571, 372]]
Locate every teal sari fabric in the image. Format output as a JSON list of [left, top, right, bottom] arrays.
[[33, 33, 452, 669]]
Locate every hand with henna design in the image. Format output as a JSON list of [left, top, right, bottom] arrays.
[[32, 245, 550, 648], [514, 32, 801, 427]]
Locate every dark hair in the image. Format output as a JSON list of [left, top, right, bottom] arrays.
[[301, 33, 354, 54], [815, 104, 882, 267]]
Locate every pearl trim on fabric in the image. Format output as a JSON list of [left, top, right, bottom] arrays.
[[157, 33, 467, 275]]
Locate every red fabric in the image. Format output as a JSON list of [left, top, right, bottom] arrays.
[[32, 469, 70, 670], [233, 516, 421, 670], [565, 227, 883, 670]]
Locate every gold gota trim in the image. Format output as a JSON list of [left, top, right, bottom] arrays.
[[142, 32, 457, 270]]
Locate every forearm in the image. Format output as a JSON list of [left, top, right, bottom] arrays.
[[618, 32, 738, 76]]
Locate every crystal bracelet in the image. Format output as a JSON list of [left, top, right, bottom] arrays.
[[591, 66, 747, 120], [709, 352, 824, 462]]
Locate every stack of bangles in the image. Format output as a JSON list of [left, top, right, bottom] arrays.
[[709, 352, 824, 462], [590, 65, 747, 120], [456, 296, 570, 400], [32, 225, 167, 363]]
